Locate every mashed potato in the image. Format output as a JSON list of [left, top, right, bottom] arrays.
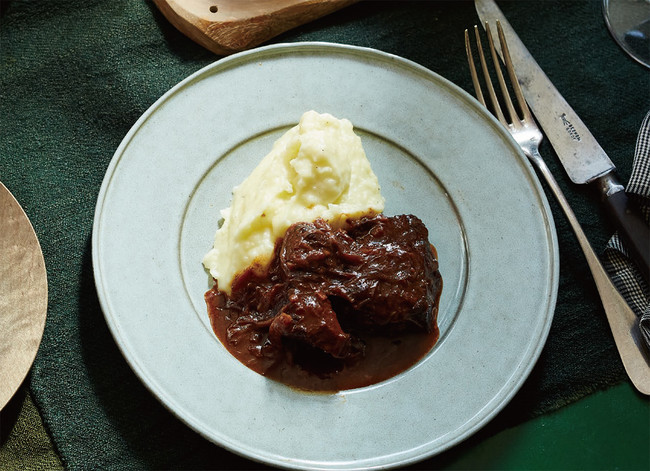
[[203, 111, 385, 294]]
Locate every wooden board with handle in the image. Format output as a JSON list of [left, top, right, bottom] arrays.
[[153, 0, 360, 55]]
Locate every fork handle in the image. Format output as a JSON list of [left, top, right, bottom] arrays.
[[527, 148, 650, 394]]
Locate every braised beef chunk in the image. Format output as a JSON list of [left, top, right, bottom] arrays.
[[206, 213, 442, 384], [268, 290, 355, 359], [278, 215, 440, 334]]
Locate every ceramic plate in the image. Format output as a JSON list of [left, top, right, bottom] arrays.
[[92, 43, 558, 470], [0, 182, 48, 410]]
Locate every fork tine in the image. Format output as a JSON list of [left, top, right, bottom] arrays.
[[496, 20, 534, 123], [464, 29, 486, 107], [467, 25, 507, 126], [484, 22, 520, 128]]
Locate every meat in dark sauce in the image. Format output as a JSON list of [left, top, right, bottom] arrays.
[[205, 214, 442, 391]]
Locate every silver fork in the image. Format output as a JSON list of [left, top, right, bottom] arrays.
[[465, 21, 650, 394]]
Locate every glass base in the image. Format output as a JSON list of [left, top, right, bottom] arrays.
[[603, 0, 650, 68]]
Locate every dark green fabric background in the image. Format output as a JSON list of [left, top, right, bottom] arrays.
[[1, 0, 648, 469]]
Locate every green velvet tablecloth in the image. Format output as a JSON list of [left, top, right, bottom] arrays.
[[1, 0, 648, 469]]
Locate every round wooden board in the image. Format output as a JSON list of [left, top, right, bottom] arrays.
[[0, 182, 48, 411]]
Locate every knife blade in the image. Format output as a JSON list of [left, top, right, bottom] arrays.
[[475, 0, 650, 283]]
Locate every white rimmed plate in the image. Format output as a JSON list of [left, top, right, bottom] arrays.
[[92, 42, 558, 470]]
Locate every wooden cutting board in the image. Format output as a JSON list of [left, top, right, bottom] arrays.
[[153, 0, 360, 55], [0, 182, 47, 411]]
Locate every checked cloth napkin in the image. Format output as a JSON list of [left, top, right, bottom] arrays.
[[604, 111, 650, 347]]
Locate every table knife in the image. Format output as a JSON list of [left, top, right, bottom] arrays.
[[475, 0, 650, 283]]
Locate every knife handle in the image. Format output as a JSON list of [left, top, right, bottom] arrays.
[[529, 151, 650, 394], [597, 175, 650, 283]]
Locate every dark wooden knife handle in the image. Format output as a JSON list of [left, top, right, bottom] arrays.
[[602, 188, 650, 284]]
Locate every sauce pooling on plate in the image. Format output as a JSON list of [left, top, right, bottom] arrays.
[[205, 214, 442, 391]]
